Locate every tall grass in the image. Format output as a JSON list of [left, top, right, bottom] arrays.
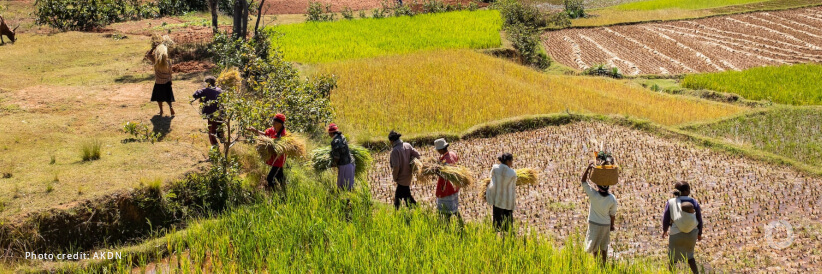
[[612, 0, 768, 10], [272, 10, 502, 63], [67, 166, 662, 273], [320, 50, 745, 141], [684, 107, 822, 167], [682, 64, 822, 106], [81, 139, 102, 161]]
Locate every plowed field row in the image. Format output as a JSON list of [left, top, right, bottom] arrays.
[[368, 122, 822, 272], [543, 7, 822, 75]]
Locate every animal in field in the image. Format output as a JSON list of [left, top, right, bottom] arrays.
[[0, 15, 19, 45]]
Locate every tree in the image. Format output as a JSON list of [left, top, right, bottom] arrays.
[[208, 0, 219, 34]]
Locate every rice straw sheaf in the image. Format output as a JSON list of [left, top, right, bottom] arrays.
[[310, 145, 373, 176], [515, 168, 539, 186], [478, 168, 540, 187], [255, 135, 307, 161], [411, 159, 474, 187]]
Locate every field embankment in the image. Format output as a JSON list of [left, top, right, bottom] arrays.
[[321, 50, 745, 141], [273, 10, 502, 63], [544, 6, 822, 75], [367, 120, 822, 272]]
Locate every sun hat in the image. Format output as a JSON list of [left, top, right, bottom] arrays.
[[327, 123, 339, 133], [434, 138, 449, 150]]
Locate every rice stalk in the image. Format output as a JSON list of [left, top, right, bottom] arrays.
[[310, 145, 373, 176], [515, 168, 539, 186], [255, 135, 307, 161]]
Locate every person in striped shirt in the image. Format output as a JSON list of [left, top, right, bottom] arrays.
[[485, 153, 517, 232]]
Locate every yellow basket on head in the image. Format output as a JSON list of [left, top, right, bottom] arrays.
[[591, 165, 619, 186]]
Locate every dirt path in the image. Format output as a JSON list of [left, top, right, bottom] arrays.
[[543, 6, 822, 74], [368, 121, 822, 272]]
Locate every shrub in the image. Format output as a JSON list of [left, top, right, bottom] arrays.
[[506, 23, 550, 69], [564, 0, 585, 19], [342, 7, 355, 20], [306, 1, 335, 22], [34, 0, 151, 31], [583, 64, 623, 79], [359, 10, 368, 18], [422, 0, 447, 13], [393, 4, 415, 17], [123, 121, 161, 143], [81, 139, 102, 161], [468, 1, 479, 11]]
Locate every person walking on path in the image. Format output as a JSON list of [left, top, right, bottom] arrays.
[[485, 153, 517, 232], [389, 131, 420, 209], [662, 181, 704, 274], [433, 138, 462, 222], [150, 44, 175, 116], [247, 113, 289, 192], [191, 76, 223, 147], [328, 123, 355, 191], [580, 162, 618, 267]]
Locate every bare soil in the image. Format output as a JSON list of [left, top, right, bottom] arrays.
[[542, 6, 822, 75], [368, 121, 822, 272]]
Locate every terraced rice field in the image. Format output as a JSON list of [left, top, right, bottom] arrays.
[[367, 121, 822, 272], [543, 6, 822, 75]]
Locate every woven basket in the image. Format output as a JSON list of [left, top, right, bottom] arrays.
[[591, 165, 619, 186]]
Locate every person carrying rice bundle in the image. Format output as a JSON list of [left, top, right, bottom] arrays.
[[248, 113, 289, 192], [191, 76, 223, 148], [328, 123, 355, 191], [662, 181, 704, 274], [388, 131, 420, 209], [433, 138, 462, 221], [149, 43, 175, 116], [580, 162, 618, 267], [485, 153, 517, 233]]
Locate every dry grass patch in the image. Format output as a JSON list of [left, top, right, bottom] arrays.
[[319, 50, 745, 141]]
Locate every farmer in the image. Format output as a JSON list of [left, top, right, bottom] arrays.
[[191, 76, 223, 147], [150, 44, 175, 116], [328, 123, 355, 191], [662, 181, 704, 274], [389, 131, 420, 209], [580, 162, 618, 266], [247, 113, 288, 192], [485, 153, 517, 232], [433, 138, 461, 221]]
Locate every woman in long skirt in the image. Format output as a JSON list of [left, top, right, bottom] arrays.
[[151, 44, 175, 116]]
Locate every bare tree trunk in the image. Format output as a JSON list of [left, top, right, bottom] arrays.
[[209, 0, 219, 35], [233, 0, 244, 39], [241, 0, 249, 38], [254, 0, 266, 34]]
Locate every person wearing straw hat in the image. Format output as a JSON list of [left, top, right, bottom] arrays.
[[580, 162, 618, 266], [247, 113, 288, 192], [434, 138, 462, 221], [486, 153, 517, 232], [328, 123, 355, 191], [662, 181, 704, 274], [388, 131, 420, 209], [191, 76, 223, 148]]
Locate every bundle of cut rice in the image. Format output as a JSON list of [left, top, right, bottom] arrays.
[[255, 135, 306, 161], [478, 168, 540, 187], [411, 159, 474, 187], [217, 68, 242, 91], [515, 168, 539, 186], [310, 145, 373, 176]]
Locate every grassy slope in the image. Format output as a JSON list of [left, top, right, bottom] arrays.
[[612, 0, 768, 10], [320, 50, 746, 141], [0, 32, 209, 219], [26, 166, 663, 273], [683, 107, 822, 167], [574, 0, 822, 27], [273, 10, 502, 63], [681, 64, 822, 106]]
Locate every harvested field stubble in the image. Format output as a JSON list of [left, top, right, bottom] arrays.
[[368, 121, 822, 272], [321, 50, 744, 141], [543, 6, 822, 75]]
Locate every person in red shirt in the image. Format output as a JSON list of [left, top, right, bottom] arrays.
[[247, 113, 288, 192], [434, 138, 462, 222]]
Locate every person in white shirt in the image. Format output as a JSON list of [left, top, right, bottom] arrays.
[[485, 153, 517, 232], [580, 162, 618, 266]]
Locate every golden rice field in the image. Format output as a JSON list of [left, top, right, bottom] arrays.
[[319, 50, 746, 141], [368, 121, 822, 272]]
